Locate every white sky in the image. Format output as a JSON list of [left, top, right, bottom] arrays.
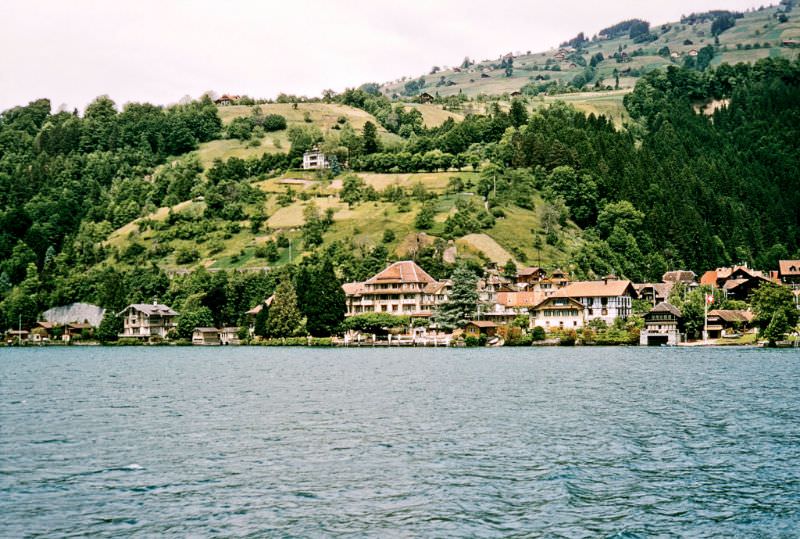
[[1, 0, 762, 112]]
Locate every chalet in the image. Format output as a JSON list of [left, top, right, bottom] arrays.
[[463, 320, 497, 339], [706, 310, 754, 339], [417, 92, 434, 104], [63, 322, 93, 342], [214, 94, 240, 106], [31, 321, 57, 342], [700, 265, 772, 301], [516, 266, 547, 286], [529, 296, 586, 330], [192, 327, 221, 345], [634, 282, 673, 307], [478, 272, 513, 305], [483, 291, 539, 325], [5, 329, 29, 343], [342, 261, 450, 319], [640, 302, 682, 346], [778, 260, 800, 287], [302, 147, 330, 170], [551, 276, 635, 325], [662, 270, 696, 285], [117, 302, 179, 340]]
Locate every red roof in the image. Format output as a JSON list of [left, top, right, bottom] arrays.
[[552, 279, 634, 298], [365, 261, 436, 285], [779, 260, 800, 276]]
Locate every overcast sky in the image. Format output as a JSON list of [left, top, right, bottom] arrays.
[[1, 0, 762, 112]]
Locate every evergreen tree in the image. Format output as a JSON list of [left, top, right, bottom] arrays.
[[266, 279, 304, 337], [362, 121, 381, 154], [433, 264, 479, 330], [302, 259, 346, 336], [503, 259, 518, 279]]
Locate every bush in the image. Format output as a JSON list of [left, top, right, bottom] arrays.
[[531, 326, 546, 341], [464, 335, 481, 347], [175, 247, 200, 264], [262, 114, 287, 131]]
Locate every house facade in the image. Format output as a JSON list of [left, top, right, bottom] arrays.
[[706, 309, 755, 339], [550, 277, 635, 325], [529, 296, 586, 330], [701, 265, 772, 301], [778, 260, 800, 288], [343, 261, 450, 318], [192, 328, 221, 345], [640, 302, 682, 346], [302, 147, 330, 170], [118, 303, 179, 339]]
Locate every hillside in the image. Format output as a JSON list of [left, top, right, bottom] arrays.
[[105, 169, 579, 272], [380, 4, 800, 101]]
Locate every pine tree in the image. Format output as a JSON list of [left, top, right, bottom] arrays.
[[362, 121, 381, 154], [433, 265, 479, 330], [303, 259, 346, 336], [266, 279, 304, 337]]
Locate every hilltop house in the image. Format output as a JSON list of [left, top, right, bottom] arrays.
[[417, 92, 434, 103], [342, 261, 450, 319], [214, 94, 240, 106], [550, 276, 636, 325], [118, 302, 179, 340], [778, 260, 800, 288], [640, 302, 682, 346], [302, 147, 330, 170]]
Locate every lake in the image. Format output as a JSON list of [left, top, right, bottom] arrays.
[[1, 346, 799, 537]]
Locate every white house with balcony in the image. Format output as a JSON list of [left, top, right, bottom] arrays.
[[342, 261, 450, 319], [118, 302, 179, 340], [302, 147, 330, 170]]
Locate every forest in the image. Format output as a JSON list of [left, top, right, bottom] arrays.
[[0, 57, 799, 335]]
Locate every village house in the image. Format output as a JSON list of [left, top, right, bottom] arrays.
[[463, 320, 498, 339], [634, 282, 673, 307], [245, 295, 273, 336], [516, 266, 547, 286], [417, 92, 434, 103], [192, 327, 221, 346], [482, 291, 539, 325], [117, 302, 179, 340], [302, 147, 330, 170], [700, 265, 772, 302], [640, 302, 682, 346], [706, 309, 755, 339], [478, 272, 513, 305], [662, 270, 697, 285], [30, 321, 57, 342], [214, 94, 240, 106], [342, 261, 450, 319], [550, 276, 636, 326], [778, 260, 800, 288], [529, 296, 586, 330], [63, 322, 93, 342], [515, 268, 570, 298]]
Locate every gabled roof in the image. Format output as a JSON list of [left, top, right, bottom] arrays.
[[552, 279, 635, 298], [365, 261, 436, 285], [778, 260, 800, 276], [466, 320, 497, 328], [193, 327, 219, 333], [707, 310, 754, 323], [662, 270, 696, 283], [342, 282, 365, 296], [246, 295, 274, 315], [530, 296, 585, 310], [517, 266, 543, 277], [119, 303, 178, 317], [423, 280, 450, 294], [649, 302, 681, 317]]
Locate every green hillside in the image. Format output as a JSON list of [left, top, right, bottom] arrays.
[[380, 4, 800, 101]]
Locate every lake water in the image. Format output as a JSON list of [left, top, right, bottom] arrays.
[[1, 347, 799, 537]]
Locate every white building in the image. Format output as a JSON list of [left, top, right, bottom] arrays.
[[302, 147, 330, 170], [529, 296, 586, 330], [342, 261, 450, 319], [118, 302, 179, 339]]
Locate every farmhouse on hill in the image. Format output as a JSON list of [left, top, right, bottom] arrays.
[[302, 147, 330, 170]]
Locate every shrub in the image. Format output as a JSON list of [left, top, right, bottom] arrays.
[[531, 326, 546, 341]]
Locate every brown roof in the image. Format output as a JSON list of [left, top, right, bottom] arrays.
[[467, 320, 497, 328], [245, 295, 274, 315], [342, 282, 366, 296], [552, 279, 634, 298], [118, 303, 178, 317], [517, 266, 543, 277], [423, 281, 450, 294], [779, 260, 800, 276], [531, 296, 585, 311], [193, 327, 219, 333], [662, 270, 696, 283], [365, 261, 436, 285], [707, 310, 754, 323], [649, 302, 681, 317]]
